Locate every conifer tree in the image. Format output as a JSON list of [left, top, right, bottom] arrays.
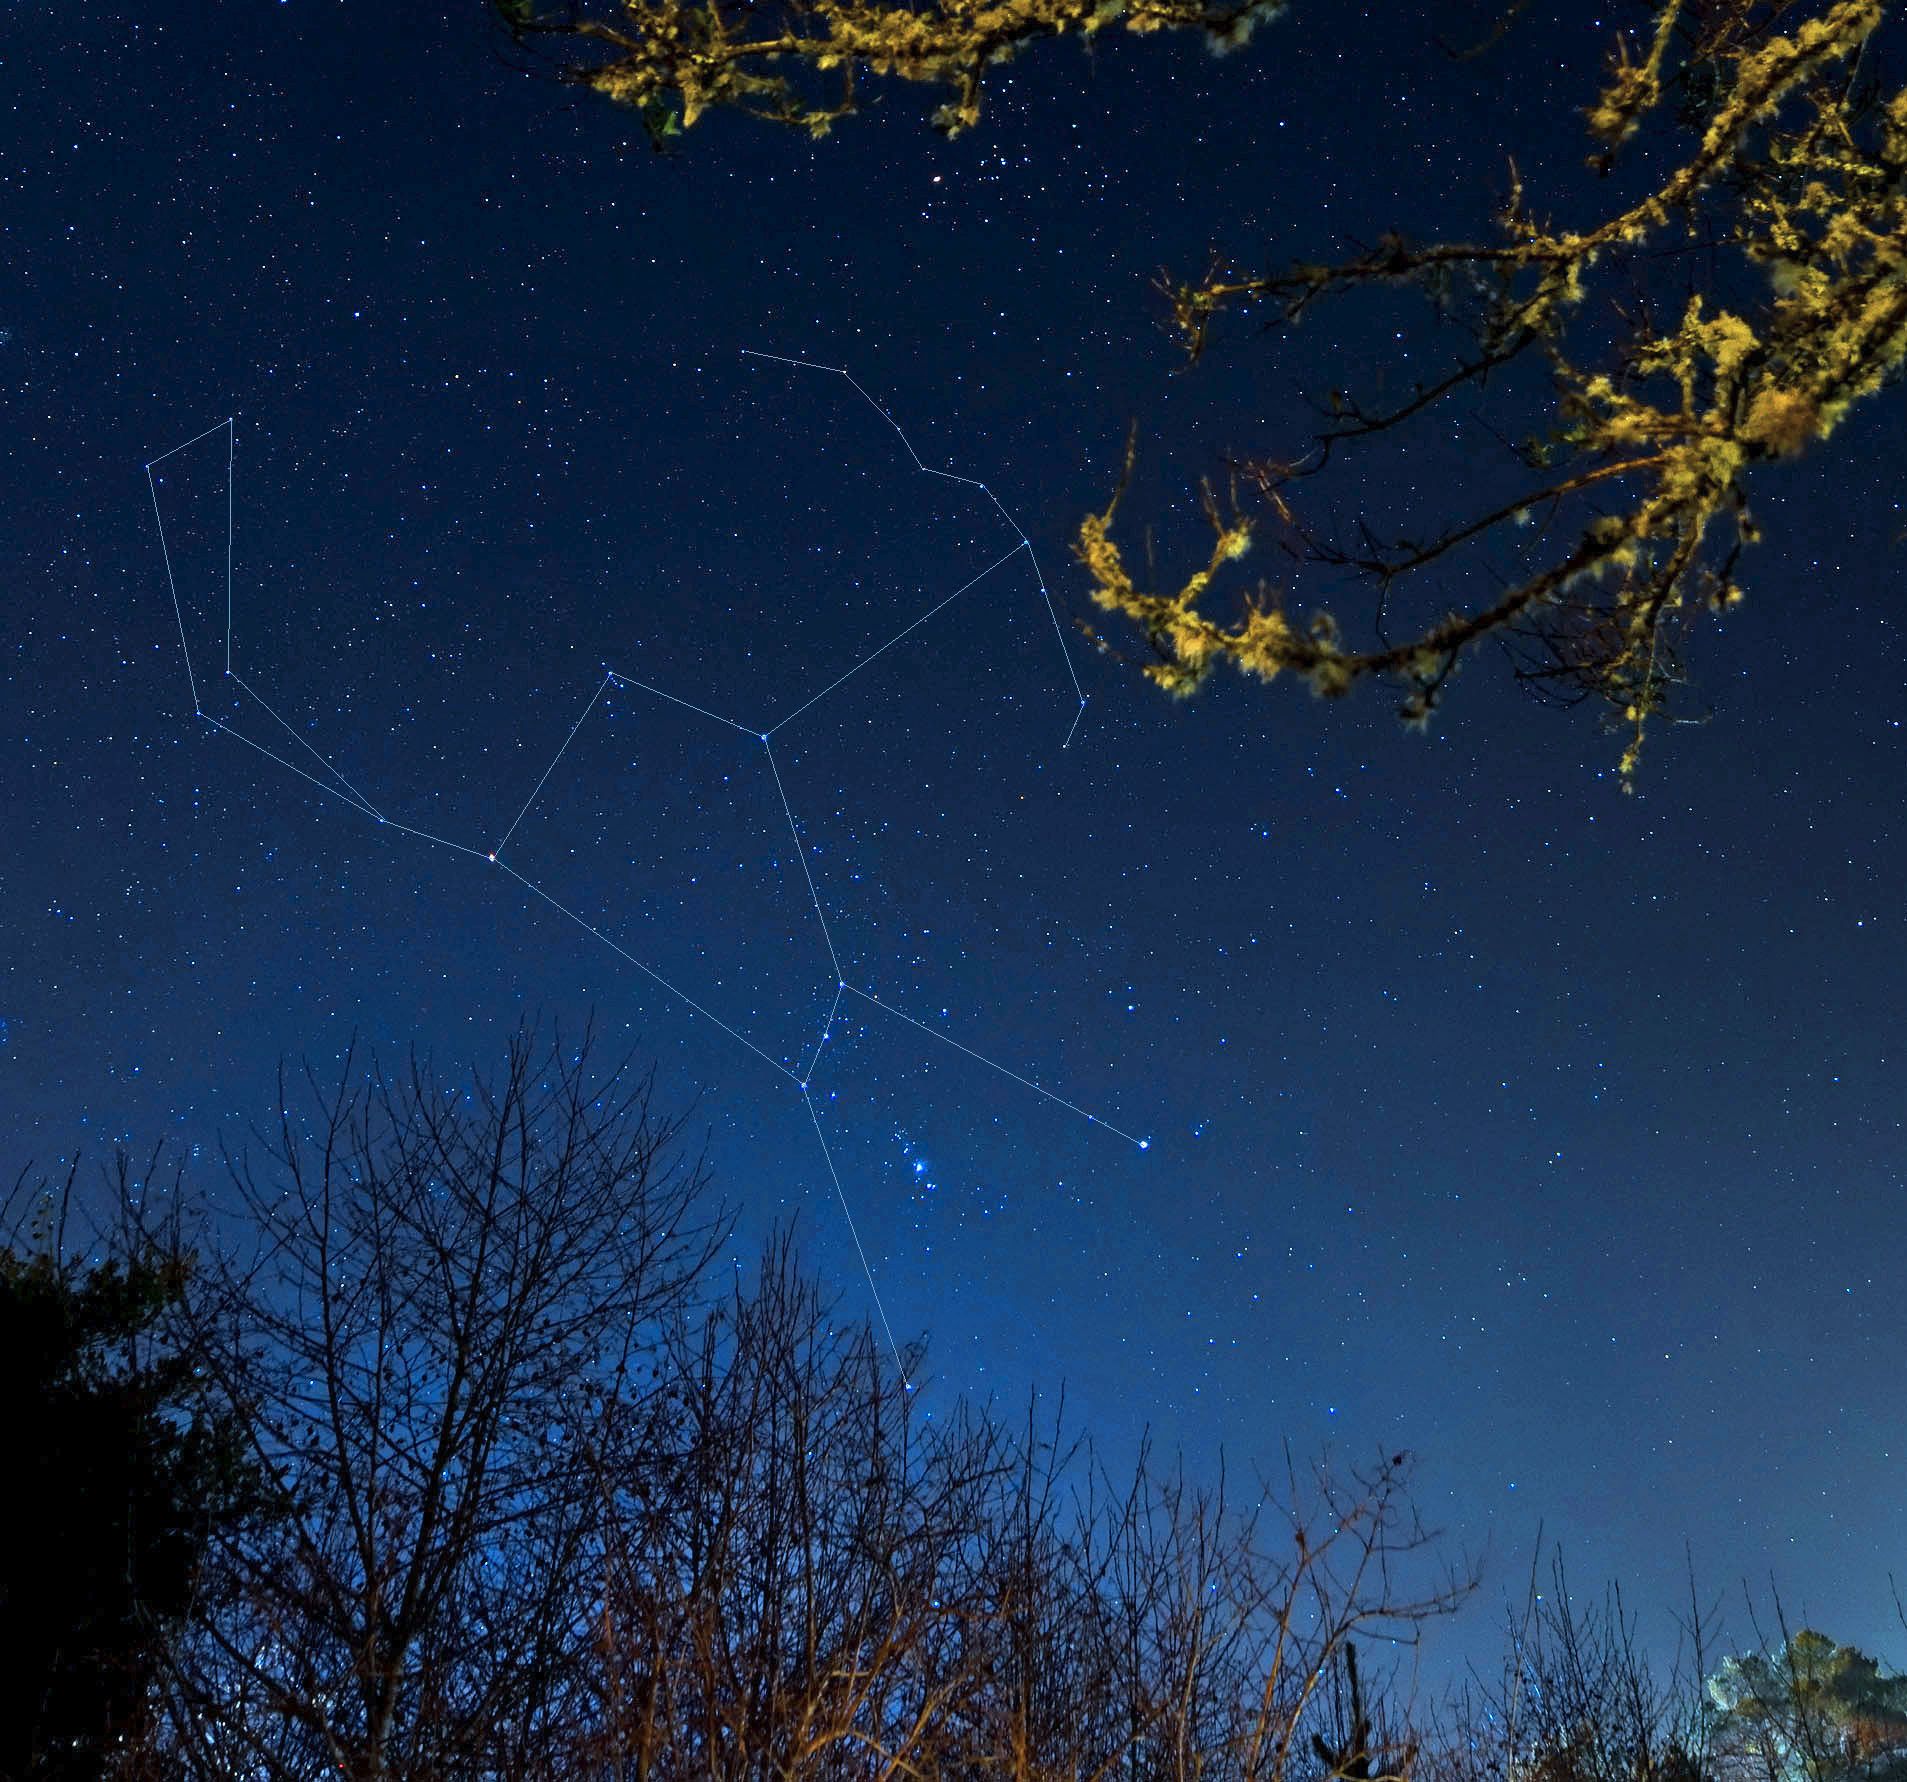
[[1, 1164, 259, 1781]]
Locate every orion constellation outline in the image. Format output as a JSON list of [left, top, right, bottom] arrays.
[[145, 349, 1149, 1384]]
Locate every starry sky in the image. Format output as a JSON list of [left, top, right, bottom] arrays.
[[6, 0, 1906, 1687]]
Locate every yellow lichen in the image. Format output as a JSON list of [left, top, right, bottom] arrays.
[[1741, 387, 1820, 457], [545, 0, 1907, 785]]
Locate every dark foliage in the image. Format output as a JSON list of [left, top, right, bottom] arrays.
[[0, 1166, 261, 1782]]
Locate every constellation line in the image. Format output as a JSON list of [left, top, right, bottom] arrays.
[[199, 715, 385, 820], [763, 736, 844, 985], [765, 539, 1030, 737], [147, 356, 1147, 1373], [373, 818, 497, 864], [800, 982, 846, 1086], [494, 673, 612, 858], [741, 348, 1086, 750], [230, 672, 386, 821], [147, 466, 202, 716], [494, 860, 802, 1082], [981, 483, 1090, 734], [145, 418, 232, 469], [606, 672, 758, 739], [737, 349, 843, 377], [843, 984, 1150, 1150], [804, 1086, 909, 1387]]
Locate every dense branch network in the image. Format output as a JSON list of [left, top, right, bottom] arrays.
[[514, 0, 1907, 783], [494, 0, 1288, 138], [1076, 0, 1907, 782]]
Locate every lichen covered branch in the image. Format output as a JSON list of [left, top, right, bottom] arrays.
[[502, 0, 1289, 138], [1084, 0, 1905, 783]]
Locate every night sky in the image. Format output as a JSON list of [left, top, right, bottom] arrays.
[[7, 0, 1906, 1684]]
